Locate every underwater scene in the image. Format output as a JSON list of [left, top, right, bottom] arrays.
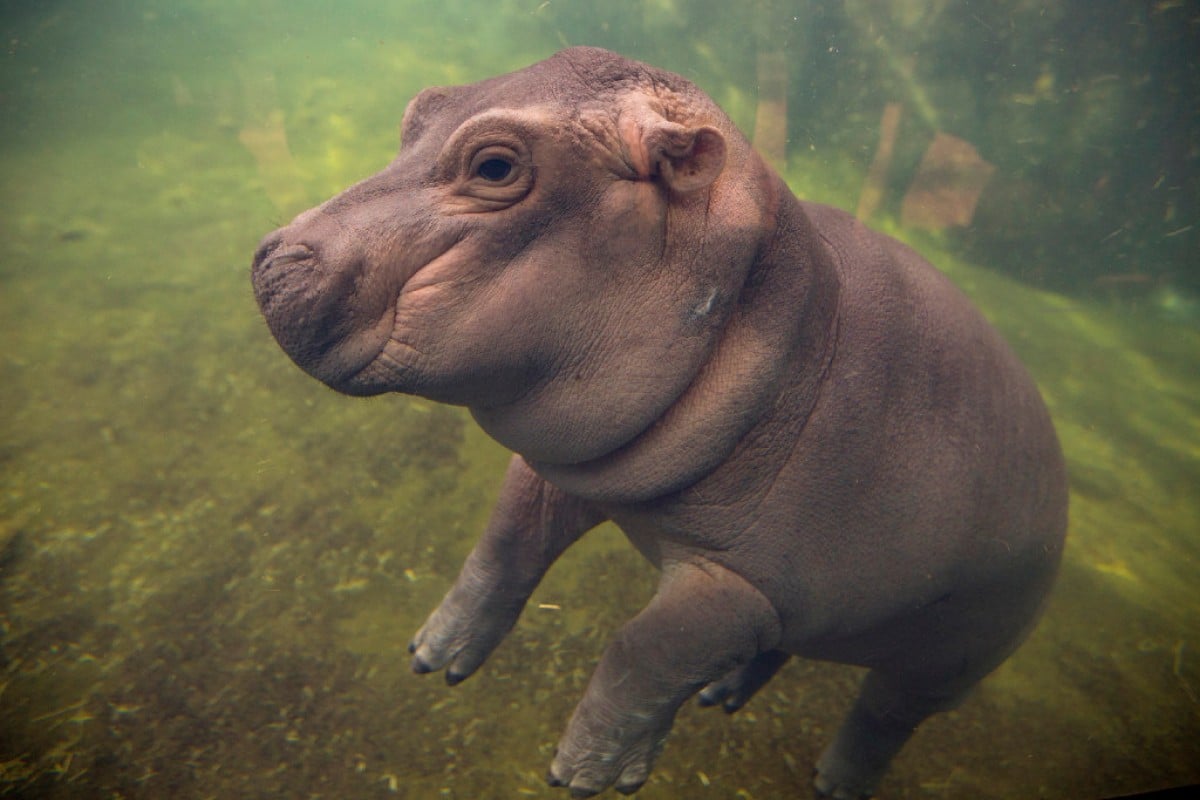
[[1, 1, 1197, 798]]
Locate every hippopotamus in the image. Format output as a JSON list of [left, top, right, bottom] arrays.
[[250, 47, 1067, 798]]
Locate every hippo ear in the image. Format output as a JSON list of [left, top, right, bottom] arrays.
[[648, 122, 726, 193]]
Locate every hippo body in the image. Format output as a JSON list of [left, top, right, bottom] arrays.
[[251, 47, 1067, 798]]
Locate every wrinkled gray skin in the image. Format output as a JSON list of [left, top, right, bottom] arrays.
[[251, 47, 1067, 799]]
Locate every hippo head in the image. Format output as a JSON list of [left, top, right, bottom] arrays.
[[251, 47, 777, 465]]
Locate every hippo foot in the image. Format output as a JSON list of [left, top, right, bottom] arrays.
[[698, 649, 790, 712], [408, 582, 523, 685], [809, 718, 894, 800], [812, 764, 875, 800], [545, 709, 669, 798]]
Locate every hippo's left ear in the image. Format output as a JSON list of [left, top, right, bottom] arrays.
[[648, 122, 726, 193], [622, 108, 727, 194]]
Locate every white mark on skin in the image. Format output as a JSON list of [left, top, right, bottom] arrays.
[[691, 288, 718, 319]]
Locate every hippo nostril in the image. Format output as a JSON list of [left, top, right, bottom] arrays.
[[252, 239, 316, 278], [267, 244, 316, 268]]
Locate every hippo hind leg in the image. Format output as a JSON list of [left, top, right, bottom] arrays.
[[813, 610, 1041, 800], [698, 649, 791, 713], [812, 565, 1058, 799], [699, 649, 967, 797], [813, 670, 968, 799]]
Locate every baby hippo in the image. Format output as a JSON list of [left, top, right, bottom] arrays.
[[251, 47, 1067, 798]]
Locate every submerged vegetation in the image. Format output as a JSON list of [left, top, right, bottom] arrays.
[[1, 1, 1197, 797]]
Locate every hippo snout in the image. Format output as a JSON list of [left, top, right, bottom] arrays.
[[251, 227, 395, 395]]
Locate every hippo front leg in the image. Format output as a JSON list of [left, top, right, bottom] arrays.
[[548, 561, 781, 797], [409, 456, 604, 684]]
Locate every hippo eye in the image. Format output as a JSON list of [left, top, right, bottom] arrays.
[[476, 157, 513, 182], [458, 144, 531, 208], [467, 146, 523, 186]]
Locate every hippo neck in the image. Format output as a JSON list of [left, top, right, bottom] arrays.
[[528, 177, 841, 505]]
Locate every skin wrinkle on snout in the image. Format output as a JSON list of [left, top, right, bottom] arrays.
[[341, 238, 461, 390]]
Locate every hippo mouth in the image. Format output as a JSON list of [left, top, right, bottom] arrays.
[[314, 313, 400, 397]]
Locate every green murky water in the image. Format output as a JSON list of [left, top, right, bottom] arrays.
[[2, 2, 1197, 798]]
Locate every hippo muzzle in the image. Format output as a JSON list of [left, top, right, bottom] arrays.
[[250, 169, 457, 397], [251, 235, 383, 394]]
